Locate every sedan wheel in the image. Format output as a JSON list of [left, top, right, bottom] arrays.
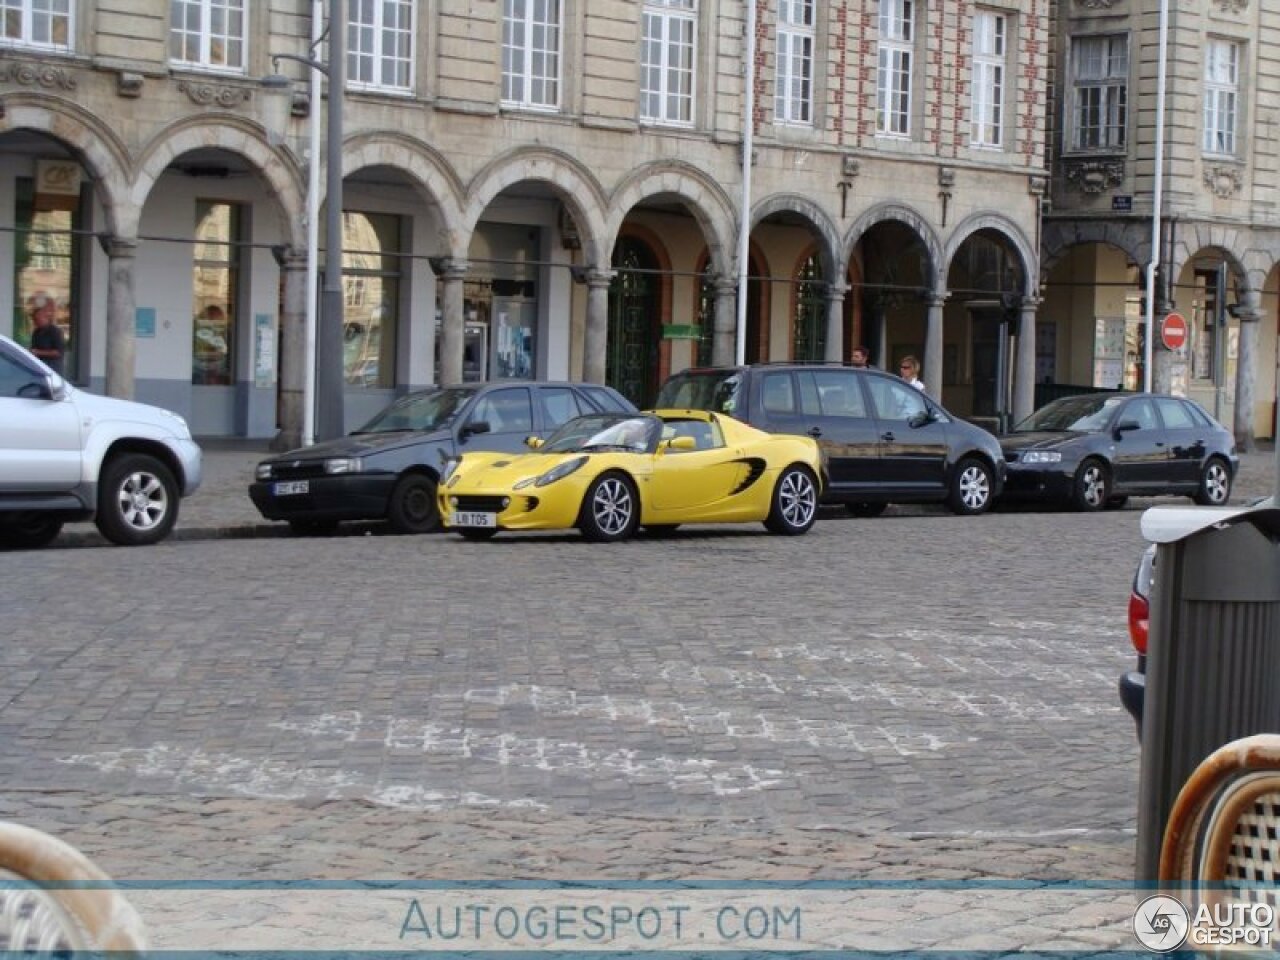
[[947, 458, 993, 515], [765, 466, 818, 535], [1193, 457, 1232, 506], [579, 473, 639, 543], [1072, 459, 1109, 512], [387, 475, 440, 534]]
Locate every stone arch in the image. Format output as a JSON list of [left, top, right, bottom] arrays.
[[1169, 224, 1264, 298], [605, 161, 737, 276], [843, 202, 943, 288], [343, 132, 467, 256], [130, 115, 305, 246], [750, 193, 840, 281], [0, 93, 131, 236], [464, 147, 607, 266], [1040, 219, 1149, 281], [944, 212, 1039, 295]]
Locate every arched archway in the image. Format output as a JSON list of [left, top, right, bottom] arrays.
[[748, 197, 838, 361], [608, 230, 669, 405]]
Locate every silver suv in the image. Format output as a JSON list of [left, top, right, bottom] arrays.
[[0, 334, 202, 548]]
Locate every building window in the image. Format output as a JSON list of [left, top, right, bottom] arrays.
[[640, 0, 696, 126], [0, 0, 70, 50], [1203, 39, 1239, 156], [348, 0, 413, 92], [192, 201, 241, 386], [970, 10, 1005, 148], [876, 0, 913, 136], [502, 0, 560, 109], [1071, 34, 1127, 151], [775, 0, 814, 126], [13, 176, 79, 380], [170, 0, 245, 70], [342, 212, 401, 389], [793, 253, 825, 362]]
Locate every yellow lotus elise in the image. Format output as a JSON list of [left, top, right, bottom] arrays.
[[438, 410, 823, 542]]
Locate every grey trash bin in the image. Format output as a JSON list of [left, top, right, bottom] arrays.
[[1134, 503, 1280, 880]]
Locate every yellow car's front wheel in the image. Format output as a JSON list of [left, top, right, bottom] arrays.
[[578, 472, 640, 543]]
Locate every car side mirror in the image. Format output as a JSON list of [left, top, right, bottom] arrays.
[[17, 380, 52, 400], [525, 435, 544, 449], [662, 436, 697, 453], [908, 410, 934, 429], [1115, 419, 1140, 438], [461, 420, 491, 438]]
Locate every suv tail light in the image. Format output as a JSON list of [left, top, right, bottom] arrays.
[[1128, 589, 1149, 655]]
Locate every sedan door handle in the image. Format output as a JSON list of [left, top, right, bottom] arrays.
[[807, 427, 823, 438], [880, 432, 895, 442]]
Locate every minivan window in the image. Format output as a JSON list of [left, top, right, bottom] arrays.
[[811, 370, 867, 417], [654, 371, 742, 416], [761, 373, 796, 414], [866, 377, 927, 422]]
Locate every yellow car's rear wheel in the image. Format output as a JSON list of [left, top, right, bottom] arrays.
[[764, 465, 819, 535], [578, 472, 639, 543]]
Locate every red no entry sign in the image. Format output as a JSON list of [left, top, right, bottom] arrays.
[[1161, 312, 1188, 351]]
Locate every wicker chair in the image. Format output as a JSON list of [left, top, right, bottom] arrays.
[[0, 821, 148, 954], [1159, 734, 1280, 921]]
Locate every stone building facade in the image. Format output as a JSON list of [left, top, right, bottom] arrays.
[[1, 0, 1051, 441], [1042, 0, 1280, 444]]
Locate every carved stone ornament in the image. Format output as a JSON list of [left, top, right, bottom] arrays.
[[116, 72, 143, 98], [0, 62, 76, 90], [1063, 158, 1125, 194], [1202, 164, 1243, 198], [177, 78, 252, 108], [937, 166, 956, 189], [842, 155, 861, 178]]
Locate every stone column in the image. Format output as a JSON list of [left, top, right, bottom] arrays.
[[712, 274, 737, 367], [1232, 289, 1263, 453], [437, 258, 468, 385], [274, 246, 308, 450], [103, 237, 138, 399], [1013, 297, 1040, 424], [824, 282, 848, 363], [583, 268, 613, 384], [924, 293, 946, 395]]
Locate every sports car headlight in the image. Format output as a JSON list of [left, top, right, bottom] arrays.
[[1021, 451, 1062, 464], [324, 457, 364, 475], [255, 463, 274, 481], [530, 456, 588, 488]]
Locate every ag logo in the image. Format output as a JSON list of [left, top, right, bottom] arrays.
[[1133, 895, 1190, 952]]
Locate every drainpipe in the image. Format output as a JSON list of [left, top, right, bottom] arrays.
[[1142, 0, 1169, 395], [736, 0, 757, 366]]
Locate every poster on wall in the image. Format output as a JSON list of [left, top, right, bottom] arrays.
[[254, 313, 275, 388], [1093, 316, 1126, 389]]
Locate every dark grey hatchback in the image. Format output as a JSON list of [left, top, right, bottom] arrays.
[[249, 382, 634, 534], [655, 365, 1005, 515]]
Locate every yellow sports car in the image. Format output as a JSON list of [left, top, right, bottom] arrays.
[[438, 410, 823, 542]]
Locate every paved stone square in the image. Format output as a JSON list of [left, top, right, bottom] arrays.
[[1, 451, 1276, 949]]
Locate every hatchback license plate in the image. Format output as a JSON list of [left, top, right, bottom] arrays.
[[451, 511, 496, 528], [273, 481, 309, 496]]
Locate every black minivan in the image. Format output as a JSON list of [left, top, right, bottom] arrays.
[[655, 365, 1005, 515]]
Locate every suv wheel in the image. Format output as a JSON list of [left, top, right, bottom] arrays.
[[0, 515, 64, 550], [948, 458, 993, 515], [96, 454, 179, 546]]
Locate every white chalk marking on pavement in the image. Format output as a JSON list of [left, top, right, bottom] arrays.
[[55, 744, 545, 812]]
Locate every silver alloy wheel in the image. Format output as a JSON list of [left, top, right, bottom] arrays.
[[592, 476, 634, 536], [1203, 461, 1230, 504], [778, 469, 817, 529], [1081, 464, 1106, 508], [116, 470, 170, 532], [958, 464, 991, 512]]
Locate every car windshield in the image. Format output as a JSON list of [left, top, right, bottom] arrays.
[[654, 371, 743, 417], [1013, 394, 1127, 433], [542, 414, 660, 453], [354, 388, 472, 434]]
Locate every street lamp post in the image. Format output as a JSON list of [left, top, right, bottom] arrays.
[[261, 0, 346, 442]]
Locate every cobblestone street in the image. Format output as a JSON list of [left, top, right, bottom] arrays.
[[1, 450, 1276, 949]]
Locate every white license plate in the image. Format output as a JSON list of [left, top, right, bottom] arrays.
[[273, 481, 309, 496], [451, 511, 496, 528]]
